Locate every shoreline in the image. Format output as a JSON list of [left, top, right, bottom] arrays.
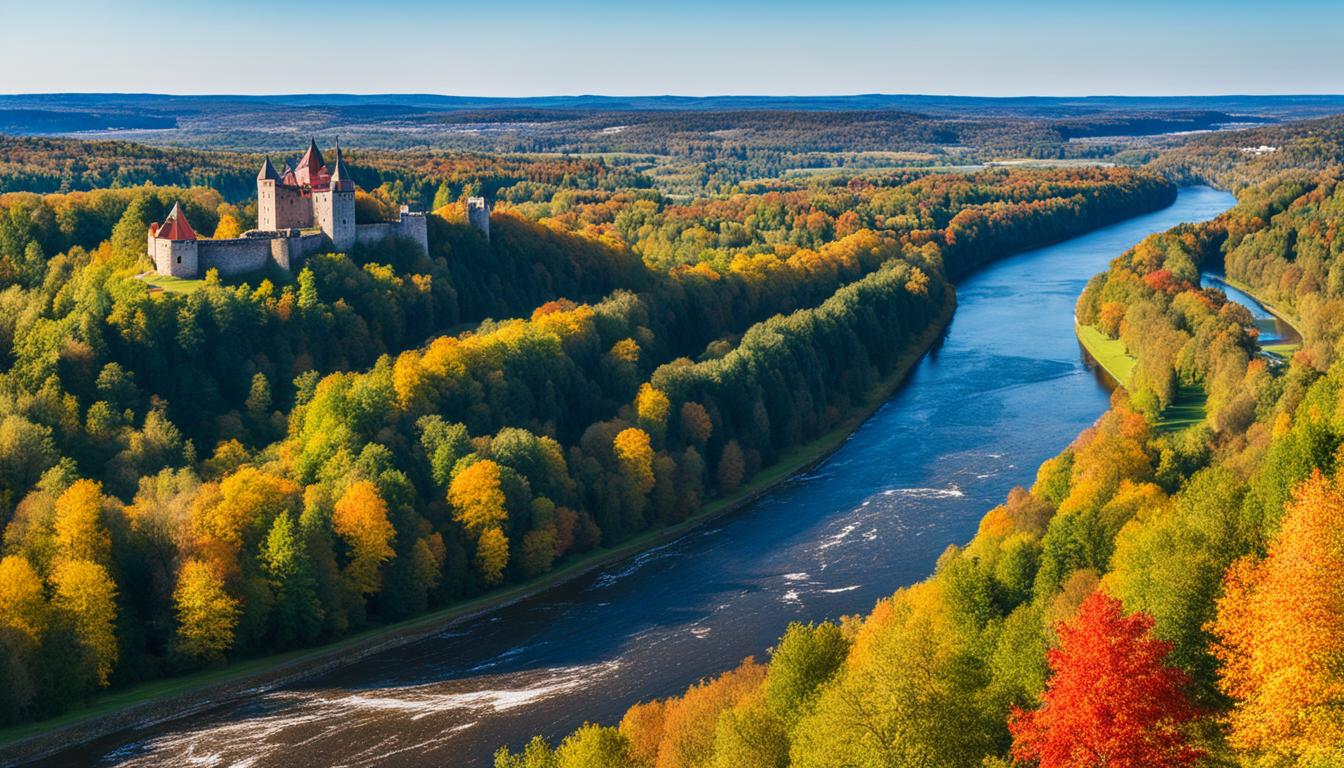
[[1, 288, 958, 767]]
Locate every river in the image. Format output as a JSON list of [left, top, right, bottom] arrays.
[[1201, 272, 1301, 348], [30, 186, 1235, 768]]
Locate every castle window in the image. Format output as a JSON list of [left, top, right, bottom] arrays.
[[176, 256, 182, 264]]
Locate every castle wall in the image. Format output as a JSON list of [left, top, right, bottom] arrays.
[[196, 238, 273, 277], [269, 233, 327, 272], [354, 209, 429, 255]]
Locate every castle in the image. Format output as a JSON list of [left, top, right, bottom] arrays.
[[147, 140, 440, 279]]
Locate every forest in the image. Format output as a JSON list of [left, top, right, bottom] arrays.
[[0, 130, 1180, 734], [496, 122, 1344, 766]]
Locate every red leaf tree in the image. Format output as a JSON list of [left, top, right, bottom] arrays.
[[1009, 590, 1203, 768]]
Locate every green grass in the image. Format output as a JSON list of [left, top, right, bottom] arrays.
[[1262, 342, 1297, 360], [1155, 383, 1208, 434], [1075, 322, 1137, 386], [140, 273, 207, 294], [1075, 322, 1206, 433], [2, 290, 959, 756]]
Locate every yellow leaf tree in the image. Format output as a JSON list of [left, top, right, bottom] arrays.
[[635, 384, 671, 441], [53, 479, 110, 563], [0, 554, 47, 645], [173, 558, 240, 661], [475, 526, 509, 585], [1210, 470, 1344, 762], [332, 480, 396, 595], [51, 559, 119, 685], [448, 459, 508, 534], [614, 428, 655, 495]]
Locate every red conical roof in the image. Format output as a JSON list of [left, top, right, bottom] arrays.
[[295, 138, 330, 189], [156, 202, 197, 241]]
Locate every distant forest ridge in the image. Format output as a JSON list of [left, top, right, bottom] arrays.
[[4, 92, 1344, 115], [0, 93, 1334, 140]]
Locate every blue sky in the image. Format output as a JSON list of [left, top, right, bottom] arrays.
[[3, 0, 1342, 95]]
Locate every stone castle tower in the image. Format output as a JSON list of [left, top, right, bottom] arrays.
[[257, 139, 356, 250], [467, 196, 490, 240], [148, 139, 428, 280], [147, 203, 199, 278]]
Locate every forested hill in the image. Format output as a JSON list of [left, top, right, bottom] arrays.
[[497, 120, 1344, 767], [0, 157, 1173, 730]]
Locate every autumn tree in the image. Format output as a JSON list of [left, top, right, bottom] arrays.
[[476, 526, 510, 585], [173, 558, 240, 661], [679, 402, 712, 447], [717, 440, 745, 494], [448, 459, 509, 533], [0, 555, 47, 645], [332, 481, 396, 596], [554, 723, 632, 767], [51, 559, 119, 685], [448, 460, 511, 584], [763, 621, 849, 725], [1210, 470, 1344, 762], [1009, 590, 1202, 768], [53, 479, 110, 563], [614, 427, 655, 495], [635, 384, 671, 441]]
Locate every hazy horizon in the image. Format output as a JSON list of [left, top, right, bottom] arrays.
[[4, 0, 1343, 96]]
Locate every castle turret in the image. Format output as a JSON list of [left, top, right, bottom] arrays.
[[313, 139, 355, 251], [330, 142, 354, 192], [257, 158, 283, 230], [467, 197, 490, 241], [148, 202, 199, 278]]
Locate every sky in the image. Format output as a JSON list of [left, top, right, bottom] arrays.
[[3, 0, 1342, 96]]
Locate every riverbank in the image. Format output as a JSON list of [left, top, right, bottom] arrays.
[[1204, 273, 1304, 360], [1074, 321, 1207, 432], [0, 284, 958, 765]]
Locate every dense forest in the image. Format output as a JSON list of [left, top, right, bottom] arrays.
[[0, 130, 1178, 731], [497, 126, 1344, 766]]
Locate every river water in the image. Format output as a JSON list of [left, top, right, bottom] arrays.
[[29, 186, 1235, 768], [1201, 273, 1301, 348]]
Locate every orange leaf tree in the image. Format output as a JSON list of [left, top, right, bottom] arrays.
[[1209, 470, 1344, 762]]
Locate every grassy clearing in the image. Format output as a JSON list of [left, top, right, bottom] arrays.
[[140, 273, 207, 294], [1075, 322, 1206, 432], [1075, 322, 1136, 385], [1154, 383, 1208, 434], [1262, 342, 1297, 360]]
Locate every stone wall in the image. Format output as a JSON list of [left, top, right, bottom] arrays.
[[270, 233, 327, 272], [197, 238, 273, 277], [353, 208, 429, 255]]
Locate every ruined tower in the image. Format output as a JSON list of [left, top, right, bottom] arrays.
[[467, 197, 490, 241]]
